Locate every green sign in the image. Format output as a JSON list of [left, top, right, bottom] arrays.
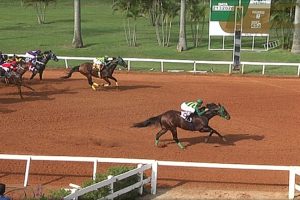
[[210, 0, 271, 35], [211, 0, 250, 21]]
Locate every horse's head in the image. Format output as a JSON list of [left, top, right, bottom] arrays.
[[114, 56, 128, 69], [43, 50, 59, 62], [206, 103, 230, 120], [217, 103, 230, 120]]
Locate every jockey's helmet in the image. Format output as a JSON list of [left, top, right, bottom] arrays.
[[197, 99, 203, 105]]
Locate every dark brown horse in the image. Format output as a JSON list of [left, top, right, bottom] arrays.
[[61, 56, 128, 90], [132, 103, 231, 149], [0, 60, 34, 99]]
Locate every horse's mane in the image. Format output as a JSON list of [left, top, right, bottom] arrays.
[[206, 103, 219, 110], [43, 50, 53, 55]]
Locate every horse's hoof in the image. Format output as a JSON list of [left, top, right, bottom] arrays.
[[177, 142, 185, 149], [155, 139, 159, 146], [91, 86, 97, 91]]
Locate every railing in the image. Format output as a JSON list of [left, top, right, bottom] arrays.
[[0, 154, 157, 195], [64, 163, 152, 200], [6, 54, 300, 77], [1, 154, 300, 199]]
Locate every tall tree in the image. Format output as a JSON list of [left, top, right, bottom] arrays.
[[141, 0, 179, 46], [22, 0, 56, 24], [72, 0, 83, 48], [177, 0, 187, 52], [292, 0, 300, 53], [113, 0, 140, 47], [270, 0, 295, 49], [188, 0, 209, 47]]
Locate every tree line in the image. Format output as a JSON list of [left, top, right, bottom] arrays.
[[21, 0, 300, 53]]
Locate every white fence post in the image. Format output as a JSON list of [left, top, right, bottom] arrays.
[[241, 63, 245, 74], [24, 156, 31, 187], [289, 167, 296, 199], [298, 65, 300, 77], [64, 59, 68, 68], [138, 164, 143, 195], [108, 175, 114, 200], [127, 60, 131, 71], [93, 159, 97, 180], [161, 61, 164, 72], [151, 161, 158, 195], [262, 64, 265, 75], [292, 167, 300, 199], [229, 64, 232, 74]]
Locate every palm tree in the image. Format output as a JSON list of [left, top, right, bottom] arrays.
[[113, 0, 141, 47], [188, 0, 209, 47], [270, 0, 295, 49], [292, 0, 300, 53], [72, 0, 83, 48], [177, 0, 187, 52]]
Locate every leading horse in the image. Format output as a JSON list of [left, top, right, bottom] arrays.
[[61, 56, 128, 90], [132, 103, 231, 149]]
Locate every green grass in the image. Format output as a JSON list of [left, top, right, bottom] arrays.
[[0, 0, 300, 75]]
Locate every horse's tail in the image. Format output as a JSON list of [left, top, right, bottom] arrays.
[[132, 115, 161, 128], [61, 65, 80, 79]]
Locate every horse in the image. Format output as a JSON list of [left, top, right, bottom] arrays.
[[27, 50, 58, 80], [0, 60, 34, 99], [132, 103, 231, 149], [61, 56, 128, 90]]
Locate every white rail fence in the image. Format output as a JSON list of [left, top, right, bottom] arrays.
[[57, 56, 300, 77], [64, 163, 152, 200], [7, 54, 300, 76], [1, 154, 300, 199]]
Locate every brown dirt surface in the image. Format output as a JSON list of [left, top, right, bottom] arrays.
[[1, 69, 300, 199]]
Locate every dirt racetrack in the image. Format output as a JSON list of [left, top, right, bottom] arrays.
[[1, 69, 300, 199]]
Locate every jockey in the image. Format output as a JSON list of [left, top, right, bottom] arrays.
[[180, 99, 207, 122], [0, 51, 8, 65], [25, 50, 42, 71], [0, 61, 18, 78], [93, 55, 109, 71]]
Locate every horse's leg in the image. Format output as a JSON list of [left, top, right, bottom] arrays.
[[155, 128, 168, 146], [108, 76, 118, 87], [102, 77, 111, 87], [39, 69, 44, 80], [17, 83, 23, 99], [170, 128, 185, 149], [200, 126, 226, 143], [30, 71, 37, 80], [87, 74, 99, 91], [22, 83, 35, 91]]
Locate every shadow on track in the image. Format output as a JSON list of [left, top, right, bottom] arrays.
[[97, 85, 161, 92], [159, 133, 264, 148], [0, 87, 77, 104]]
